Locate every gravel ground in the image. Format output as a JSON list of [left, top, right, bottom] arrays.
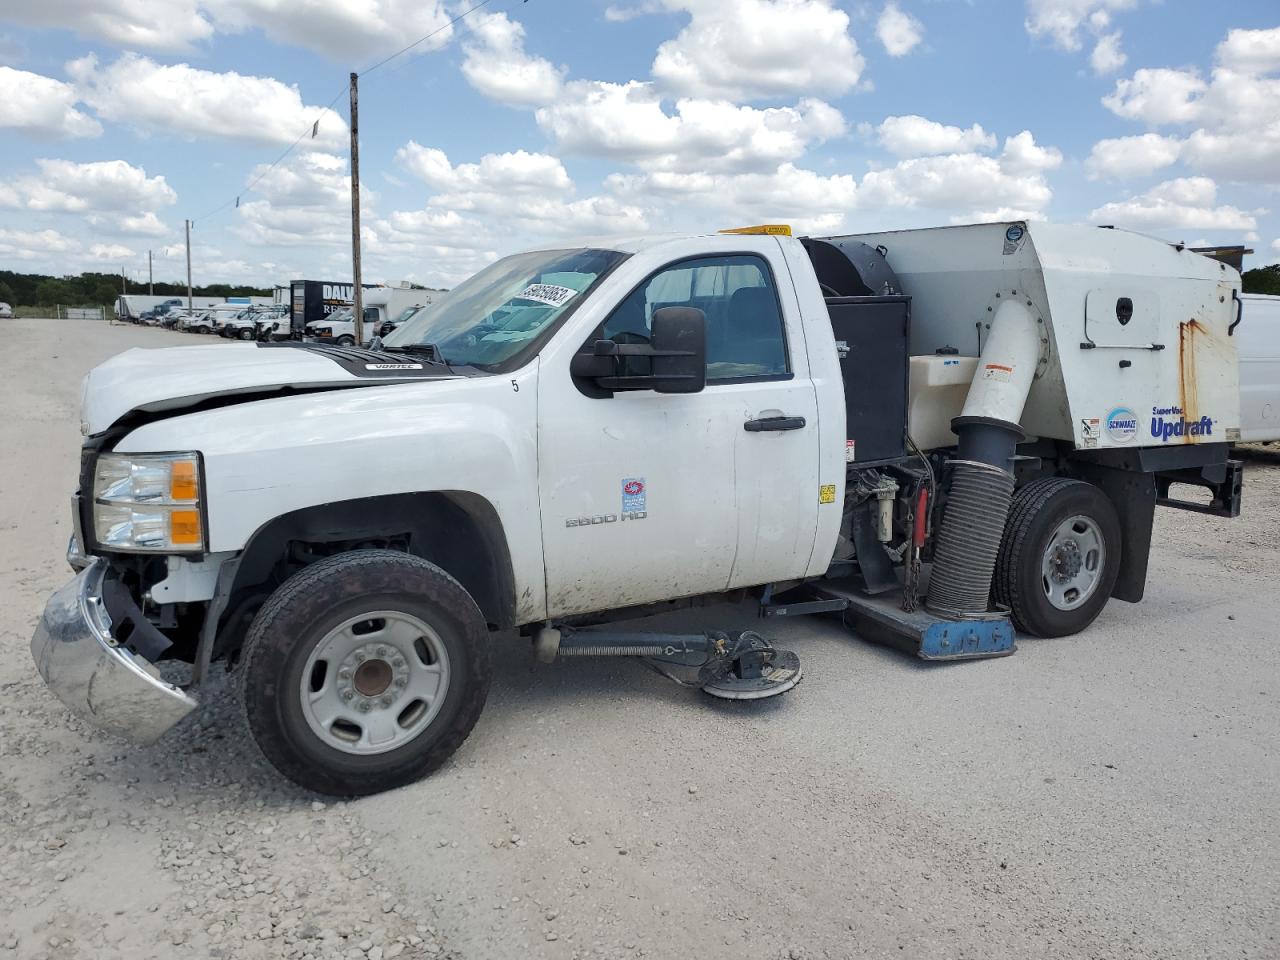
[[1, 317, 1277, 960]]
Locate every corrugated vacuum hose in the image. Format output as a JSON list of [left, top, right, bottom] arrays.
[[926, 459, 1016, 619]]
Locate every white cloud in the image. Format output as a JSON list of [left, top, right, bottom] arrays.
[[0, 158, 176, 213], [0, 0, 457, 61], [961, 207, 1048, 225], [0, 227, 76, 255], [1215, 26, 1280, 75], [602, 124, 1062, 233], [1090, 32, 1126, 75], [877, 115, 994, 157], [204, 0, 453, 62], [536, 80, 844, 173], [1102, 67, 1207, 124], [1100, 32, 1280, 182], [876, 3, 923, 58], [608, 164, 858, 234], [999, 130, 1063, 175], [0, 0, 212, 51], [604, 1, 665, 21], [1180, 125, 1280, 184], [1024, 0, 1138, 52], [1088, 177, 1257, 232], [68, 53, 347, 150], [460, 12, 564, 107], [1086, 133, 1182, 179], [233, 152, 355, 247], [650, 0, 864, 100], [860, 151, 1054, 218], [1272, 239, 1280, 253], [87, 211, 172, 237], [0, 66, 101, 139], [397, 144, 648, 236], [398, 144, 572, 199], [88, 242, 136, 261]]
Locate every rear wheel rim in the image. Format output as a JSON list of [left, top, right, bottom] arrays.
[[299, 610, 451, 756], [1040, 514, 1105, 611]]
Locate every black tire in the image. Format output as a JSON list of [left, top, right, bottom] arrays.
[[238, 327, 254, 340], [993, 477, 1121, 638], [336, 334, 355, 346], [238, 550, 492, 796]]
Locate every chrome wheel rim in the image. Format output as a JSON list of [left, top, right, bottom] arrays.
[[1041, 515, 1105, 611], [299, 610, 450, 756]]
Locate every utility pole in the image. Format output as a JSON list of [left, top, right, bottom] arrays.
[[349, 71, 364, 346], [148, 249, 154, 296], [185, 219, 194, 313]]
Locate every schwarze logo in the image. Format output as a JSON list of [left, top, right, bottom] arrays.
[[1150, 405, 1213, 441], [1105, 407, 1138, 443]]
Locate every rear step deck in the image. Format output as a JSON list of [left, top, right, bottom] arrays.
[[810, 578, 1016, 661]]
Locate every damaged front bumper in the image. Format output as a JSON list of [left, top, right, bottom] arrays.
[[30, 559, 197, 743]]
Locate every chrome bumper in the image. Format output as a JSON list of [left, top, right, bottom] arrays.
[[30, 560, 197, 743]]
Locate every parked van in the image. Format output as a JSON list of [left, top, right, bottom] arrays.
[[1237, 293, 1280, 442]]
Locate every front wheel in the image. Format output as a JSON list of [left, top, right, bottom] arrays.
[[993, 477, 1121, 638], [238, 327, 255, 340], [238, 550, 492, 796], [336, 334, 355, 346]]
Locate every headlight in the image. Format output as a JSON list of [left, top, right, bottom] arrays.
[[93, 453, 205, 552]]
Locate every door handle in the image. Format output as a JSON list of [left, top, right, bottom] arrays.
[[744, 416, 807, 432]]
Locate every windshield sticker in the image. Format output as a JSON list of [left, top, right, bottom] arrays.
[[516, 283, 579, 308]]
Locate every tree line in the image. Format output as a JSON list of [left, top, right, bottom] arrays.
[[1243, 265, 1280, 296], [0, 270, 273, 308]]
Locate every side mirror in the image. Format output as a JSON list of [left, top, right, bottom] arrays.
[[569, 306, 707, 395], [649, 306, 706, 394]]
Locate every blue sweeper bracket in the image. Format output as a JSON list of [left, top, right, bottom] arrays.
[[764, 579, 1016, 661]]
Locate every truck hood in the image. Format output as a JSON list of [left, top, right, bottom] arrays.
[[82, 342, 459, 434]]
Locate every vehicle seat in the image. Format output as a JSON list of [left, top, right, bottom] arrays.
[[712, 287, 783, 373]]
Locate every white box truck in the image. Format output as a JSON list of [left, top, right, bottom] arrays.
[[32, 222, 1243, 795], [304, 288, 435, 345], [1236, 293, 1280, 442]]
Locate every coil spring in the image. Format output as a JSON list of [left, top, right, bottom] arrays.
[[558, 645, 675, 657], [926, 459, 1016, 620]]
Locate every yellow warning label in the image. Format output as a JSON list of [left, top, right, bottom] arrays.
[[819, 484, 836, 504]]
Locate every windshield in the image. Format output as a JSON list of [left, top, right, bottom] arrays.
[[383, 248, 627, 369], [312, 309, 352, 326], [391, 304, 423, 325]]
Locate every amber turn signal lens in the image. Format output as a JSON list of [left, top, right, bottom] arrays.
[[170, 509, 202, 546], [170, 460, 198, 501]]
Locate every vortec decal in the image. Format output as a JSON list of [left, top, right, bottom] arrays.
[[1104, 407, 1138, 443], [1151, 405, 1214, 442]]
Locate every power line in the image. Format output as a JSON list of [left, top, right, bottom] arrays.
[[190, 0, 512, 226], [359, 0, 499, 78]]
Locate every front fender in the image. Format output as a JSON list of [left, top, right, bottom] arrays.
[[115, 365, 546, 622]]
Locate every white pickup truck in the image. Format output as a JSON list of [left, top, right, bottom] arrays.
[[31, 222, 1243, 796]]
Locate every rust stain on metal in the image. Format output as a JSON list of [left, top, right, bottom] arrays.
[[1177, 318, 1212, 443]]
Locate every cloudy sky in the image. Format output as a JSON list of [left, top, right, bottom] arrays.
[[0, 0, 1277, 289]]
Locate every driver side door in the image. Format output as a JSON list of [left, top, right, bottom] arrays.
[[536, 244, 812, 618]]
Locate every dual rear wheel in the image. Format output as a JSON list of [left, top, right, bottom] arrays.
[[993, 477, 1121, 638]]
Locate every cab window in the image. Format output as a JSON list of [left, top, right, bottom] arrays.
[[599, 254, 789, 381]]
